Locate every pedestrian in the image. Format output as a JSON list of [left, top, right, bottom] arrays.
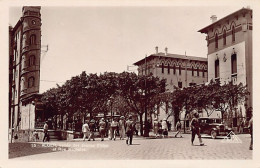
[[43, 121, 50, 142], [33, 130, 39, 142], [119, 116, 125, 140], [82, 120, 90, 141], [88, 119, 96, 141], [125, 115, 134, 145], [190, 112, 204, 146], [240, 119, 245, 134], [153, 118, 159, 138], [99, 118, 106, 141], [162, 118, 168, 138], [135, 121, 140, 136], [249, 115, 253, 150], [174, 119, 182, 138], [111, 118, 119, 140], [107, 119, 112, 140], [158, 120, 163, 138]]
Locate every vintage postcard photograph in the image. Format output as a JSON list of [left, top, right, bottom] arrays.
[[1, 0, 260, 168]]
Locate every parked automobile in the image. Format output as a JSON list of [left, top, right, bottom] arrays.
[[199, 117, 232, 139]]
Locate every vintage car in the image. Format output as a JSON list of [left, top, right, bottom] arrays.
[[198, 117, 232, 139]]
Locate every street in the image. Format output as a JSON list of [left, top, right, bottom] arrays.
[[11, 133, 252, 160]]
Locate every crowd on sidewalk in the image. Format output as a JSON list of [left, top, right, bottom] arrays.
[[41, 112, 253, 149]]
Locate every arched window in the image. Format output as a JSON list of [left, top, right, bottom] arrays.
[[215, 59, 220, 78], [29, 55, 35, 66], [197, 67, 199, 76], [28, 76, 35, 88], [192, 67, 194, 76], [30, 34, 36, 45], [179, 64, 181, 75], [161, 63, 164, 73], [173, 65, 176, 74], [167, 64, 170, 74], [232, 26, 236, 42], [231, 54, 237, 74], [215, 33, 218, 49], [202, 68, 205, 77], [223, 29, 226, 45]]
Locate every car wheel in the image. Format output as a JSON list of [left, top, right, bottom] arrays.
[[211, 130, 217, 139]]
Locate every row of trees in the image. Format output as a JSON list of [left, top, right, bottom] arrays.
[[41, 71, 166, 136], [41, 71, 250, 136]]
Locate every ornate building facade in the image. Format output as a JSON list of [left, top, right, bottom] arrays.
[[198, 7, 253, 123], [9, 6, 42, 141]]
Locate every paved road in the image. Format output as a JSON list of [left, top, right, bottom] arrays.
[[13, 134, 252, 160]]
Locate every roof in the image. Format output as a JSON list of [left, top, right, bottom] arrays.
[[198, 7, 252, 34], [133, 52, 207, 66]]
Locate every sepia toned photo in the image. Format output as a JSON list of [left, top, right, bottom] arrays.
[[4, 1, 259, 167]]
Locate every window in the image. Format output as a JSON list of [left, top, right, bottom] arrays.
[[167, 64, 170, 74], [29, 55, 35, 66], [215, 33, 218, 49], [215, 59, 220, 78], [178, 81, 182, 88], [232, 26, 235, 42], [223, 29, 226, 45], [203, 69, 205, 77], [30, 34, 36, 45], [161, 63, 164, 74], [192, 67, 194, 76], [28, 76, 35, 88], [231, 54, 237, 74], [179, 65, 181, 75], [197, 67, 199, 76], [173, 65, 176, 74]]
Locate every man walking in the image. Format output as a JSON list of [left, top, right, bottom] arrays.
[[174, 119, 182, 138], [119, 116, 125, 140], [43, 121, 49, 142], [190, 112, 204, 146], [82, 120, 90, 141], [99, 118, 106, 141], [88, 119, 96, 141], [153, 118, 159, 138], [249, 115, 253, 150], [125, 115, 134, 145]]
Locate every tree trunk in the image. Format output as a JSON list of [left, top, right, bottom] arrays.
[[139, 113, 143, 136]]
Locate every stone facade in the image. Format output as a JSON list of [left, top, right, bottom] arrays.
[[9, 6, 42, 142]]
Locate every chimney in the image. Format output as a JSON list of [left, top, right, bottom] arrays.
[[165, 47, 168, 55], [210, 15, 217, 23], [155, 46, 158, 54]]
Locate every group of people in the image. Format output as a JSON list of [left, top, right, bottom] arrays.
[[82, 115, 136, 145]]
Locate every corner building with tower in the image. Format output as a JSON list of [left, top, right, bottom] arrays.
[[9, 6, 43, 141]]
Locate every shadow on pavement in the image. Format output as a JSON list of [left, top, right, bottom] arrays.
[[9, 142, 68, 159]]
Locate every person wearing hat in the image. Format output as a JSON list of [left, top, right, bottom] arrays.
[[162, 118, 168, 138], [125, 115, 134, 145], [190, 112, 204, 146], [99, 118, 106, 141], [82, 120, 90, 141], [119, 116, 125, 140], [153, 118, 159, 138], [43, 121, 50, 142], [88, 119, 96, 141]]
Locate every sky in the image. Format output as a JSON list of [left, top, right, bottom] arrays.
[[9, 4, 247, 93]]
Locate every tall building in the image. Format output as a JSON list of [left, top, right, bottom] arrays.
[[134, 47, 208, 92], [198, 7, 252, 121], [9, 6, 42, 141], [134, 47, 207, 126]]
